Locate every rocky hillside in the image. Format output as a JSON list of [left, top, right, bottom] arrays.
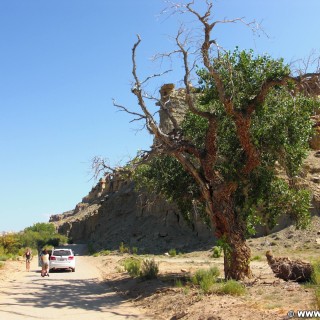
[[50, 178, 214, 253]]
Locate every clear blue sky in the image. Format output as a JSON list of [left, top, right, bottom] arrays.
[[1, 0, 319, 232]]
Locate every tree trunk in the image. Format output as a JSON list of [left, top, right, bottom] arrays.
[[209, 190, 253, 280], [224, 230, 252, 280]]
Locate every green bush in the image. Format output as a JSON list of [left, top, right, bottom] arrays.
[[251, 255, 262, 261], [191, 267, 220, 293], [101, 250, 111, 256], [0, 261, 4, 269], [0, 255, 9, 261], [217, 280, 246, 296], [169, 249, 176, 257], [140, 258, 159, 279], [88, 243, 95, 255], [311, 260, 320, 285], [175, 279, 183, 288], [315, 287, 320, 309], [132, 247, 138, 255], [122, 257, 141, 277], [119, 242, 130, 254], [211, 246, 222, 258]]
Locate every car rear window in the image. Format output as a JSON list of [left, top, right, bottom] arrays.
[[52, 250, 72, 256]]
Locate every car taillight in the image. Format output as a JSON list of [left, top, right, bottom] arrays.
[[50, 256, 56, 260], [68, 256, 74, 260]]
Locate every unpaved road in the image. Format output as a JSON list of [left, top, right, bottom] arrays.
[[0, 245, 149, 320]]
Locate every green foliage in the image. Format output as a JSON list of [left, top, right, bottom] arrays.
[[216, 280, 246, 296], [88, 243, 95, 255], [93, 249, 111, 257], [251, 255, 262, 261], [121, 257, 159, 279], [0, 255, 9, 261], [315, 287, 320, 309], [191, 267, 220, 293], [0, 234, 20, 254], [24, 222, 56, 234], [211, 246, 222, 258], [140, 258, 159, 279], [311, 260, 320, 285], [174, 279, 183, 288], [132, 247, 138, 255], [0, 223, 66, 257], [20, 222, 67, 250], [0, 261, 4, 269], [133, 155, 205, 226], [122, 257, 141, 277], [119, 242, 130, 254], [169, 248, 177, 257], [133, 49, 315, 236]]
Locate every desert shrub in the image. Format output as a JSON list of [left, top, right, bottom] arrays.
[[191, 267, 220, 293], [311, 260, 320, 285], [122, 257, 141, 277], [251, 255, 262, 261], [211, 246, 222, 258], [0, 261, 4, 269], [88, 243, 95, 255], [132, 247, 138, 255], [315, 287, 320, 309], [175, 279, 183, 288], [216, 280, 246, 296], [93, 249, 111, 257], [0, 255, 9, 261], [140, 258, 159, 279], [169, 249, 176, 257], [192, 267, 220, 285], [119, 242, 130, 254]]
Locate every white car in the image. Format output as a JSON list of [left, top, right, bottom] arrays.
[[49, 248, 75, 272]]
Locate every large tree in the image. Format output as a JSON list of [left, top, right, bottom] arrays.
[[116, 1, 320, 280]]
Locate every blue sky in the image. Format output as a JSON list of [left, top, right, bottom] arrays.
[[1, 0, 319, 232]]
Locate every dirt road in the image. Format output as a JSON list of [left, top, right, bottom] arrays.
[[0, 245, 149, 320]]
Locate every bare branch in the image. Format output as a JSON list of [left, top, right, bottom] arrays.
[[113, 99, 146, 123], [140, 69, 173, 86]]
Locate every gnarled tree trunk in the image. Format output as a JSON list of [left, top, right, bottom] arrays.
[[209, 189, 253, 280], [224, 229, 252, 280]]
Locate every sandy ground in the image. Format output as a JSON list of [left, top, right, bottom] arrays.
[[0, 244, 149, 320], [1, 228, 320, 320], [93, 253, 315, 320]]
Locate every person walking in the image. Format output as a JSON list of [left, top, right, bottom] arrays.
[[24, 248, 32, 272], [40, 249, 49, 277]]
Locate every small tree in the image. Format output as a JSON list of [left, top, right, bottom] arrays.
[[115, 1, 320, 279]]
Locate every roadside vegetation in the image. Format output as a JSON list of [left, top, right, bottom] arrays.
[[121, 256, 159, 279], [0, 222, 67, 263]]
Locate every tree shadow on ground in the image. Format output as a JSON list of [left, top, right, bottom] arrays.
[[0, 276, 142, 318], [104, 272, 190, 301]]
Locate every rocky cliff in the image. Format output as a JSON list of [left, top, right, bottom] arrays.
[[50, 178, 214, 253]]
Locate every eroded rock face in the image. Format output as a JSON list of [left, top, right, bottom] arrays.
[[53, 182, 214, 253]]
